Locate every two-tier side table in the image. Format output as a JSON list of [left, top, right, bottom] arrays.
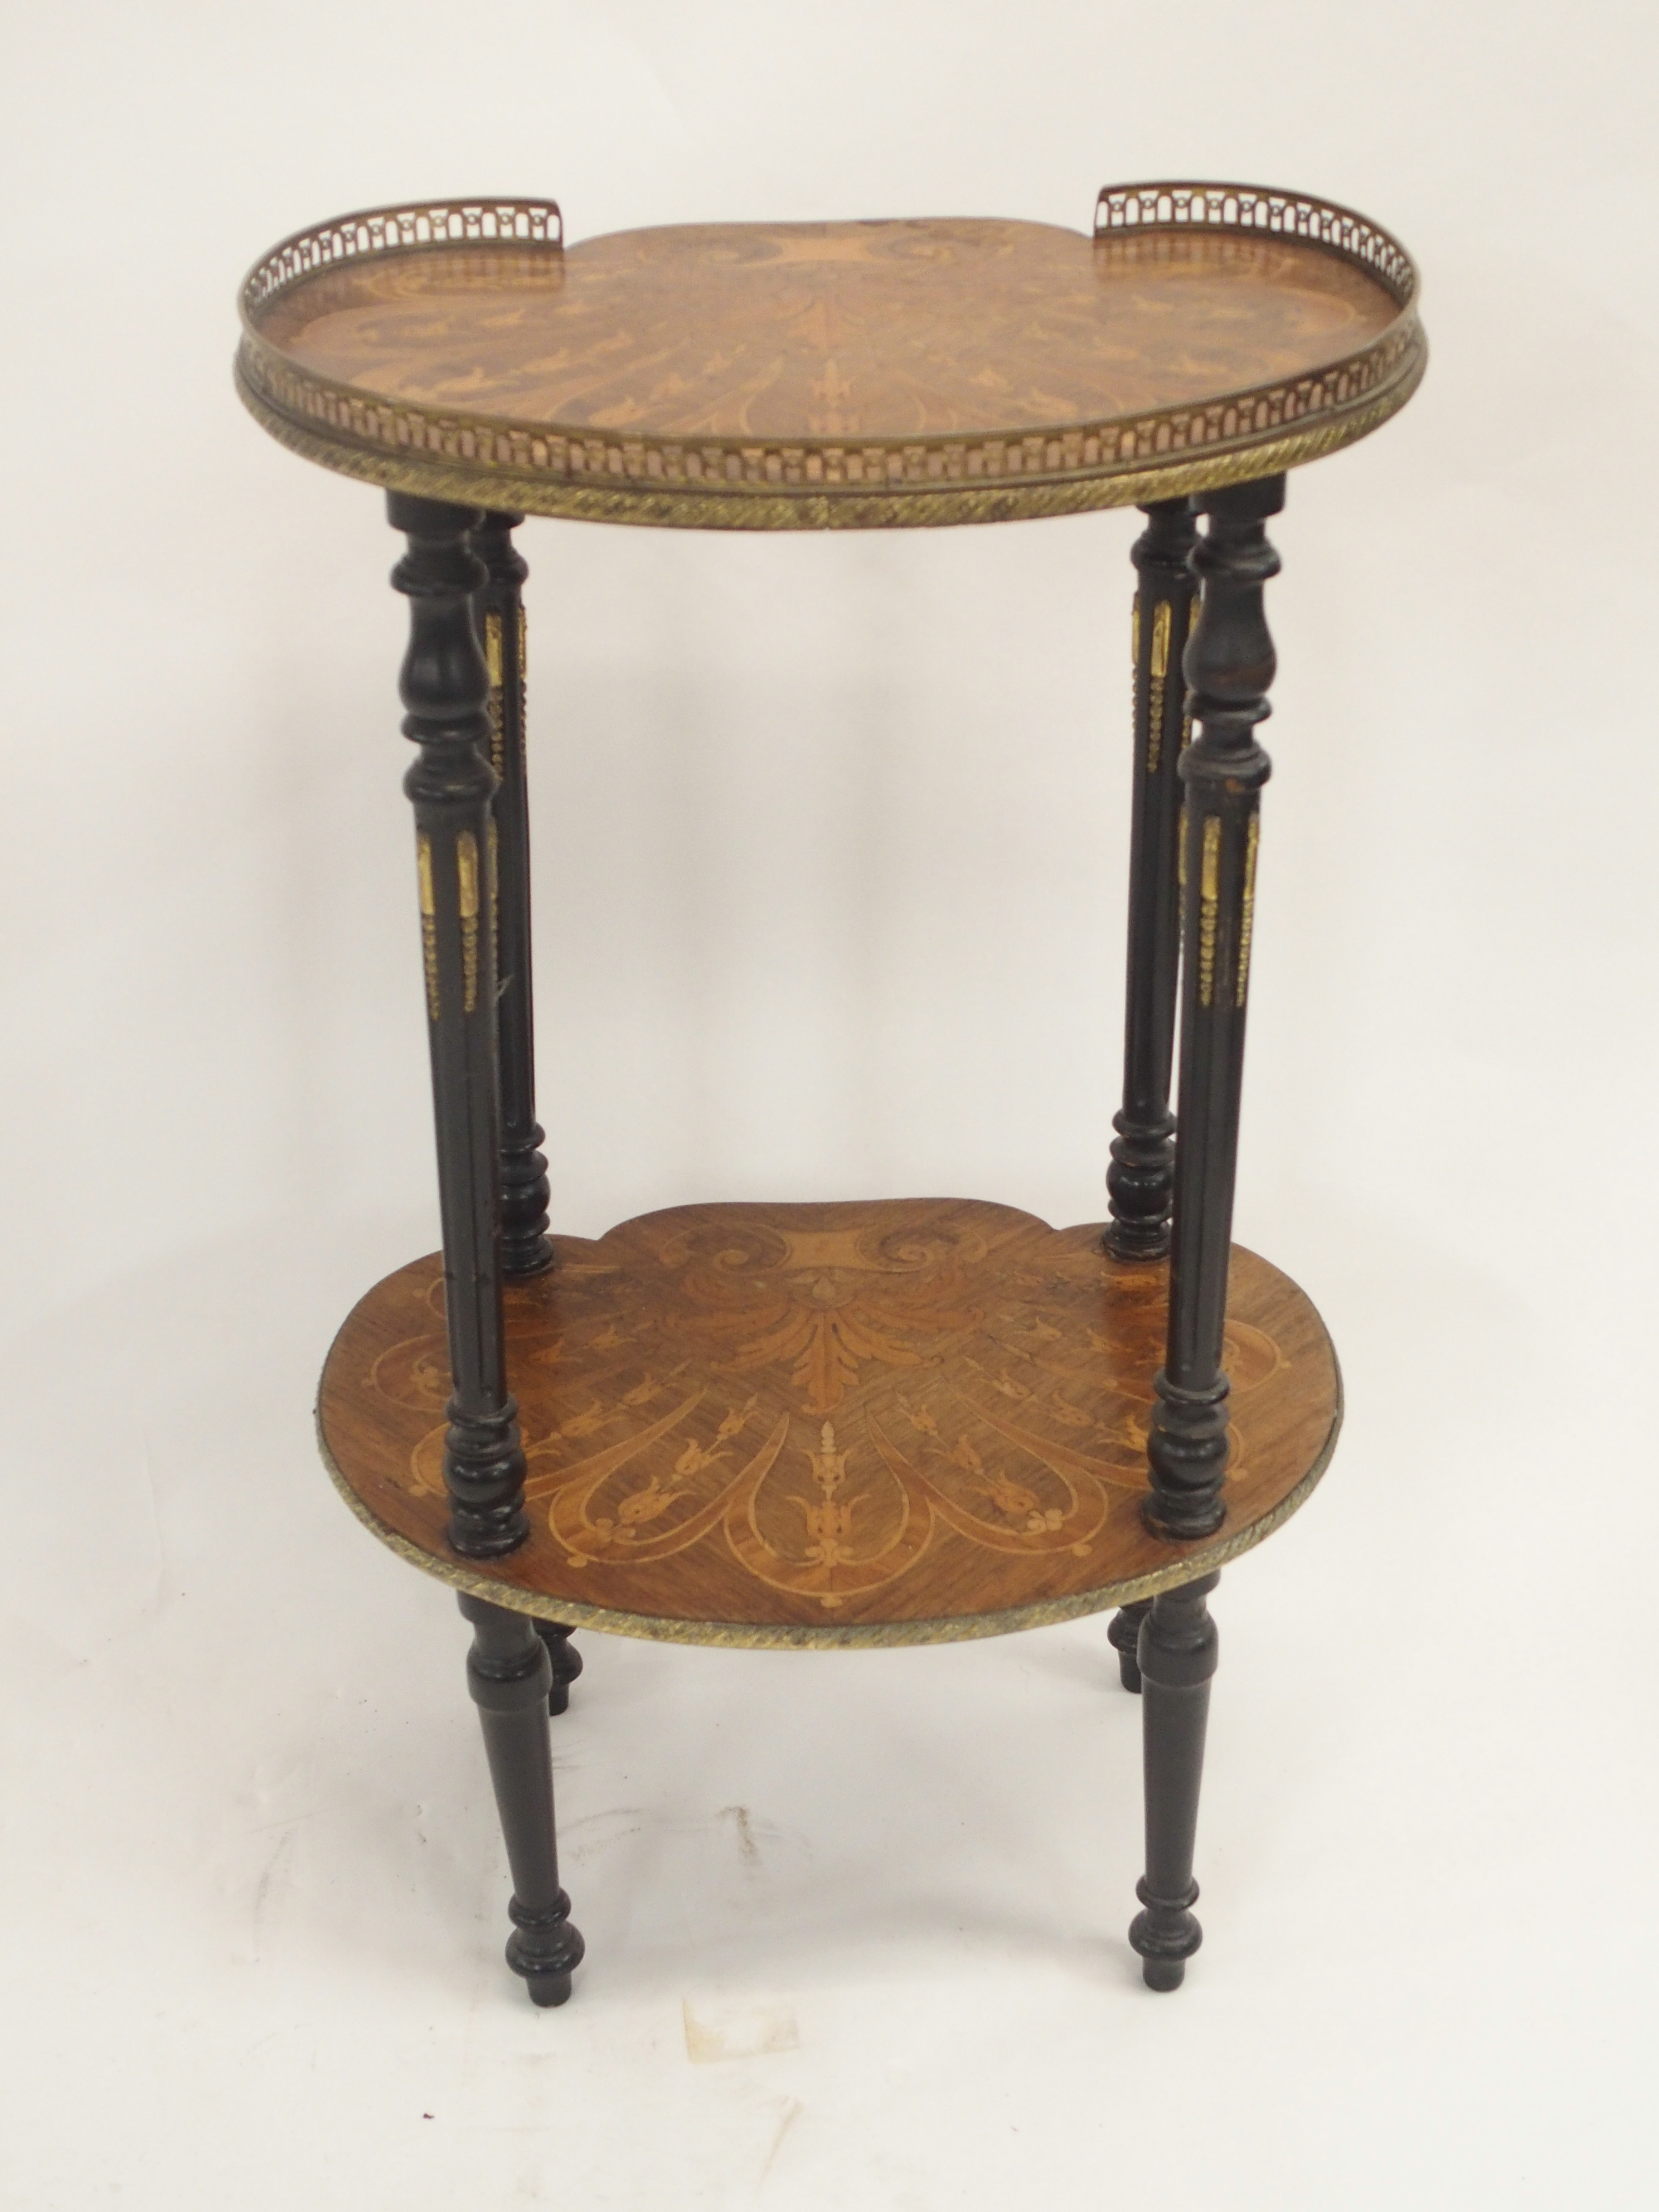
[[235, 182, 1424, 2005]]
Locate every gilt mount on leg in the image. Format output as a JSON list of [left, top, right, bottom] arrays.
[[470, 511, 553, 1277], [390, 492, 527, 1559], [1105, 497, 1199, 1262], [1143, 477, 1283, 1541]]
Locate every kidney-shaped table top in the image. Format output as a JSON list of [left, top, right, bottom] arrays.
[[237, 182, 1423, 530]]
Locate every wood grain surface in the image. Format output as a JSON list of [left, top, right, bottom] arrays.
[[236, 192, 1424, 526], [318, 1199, 1340, 1645], [259, 220, 1398, 445]]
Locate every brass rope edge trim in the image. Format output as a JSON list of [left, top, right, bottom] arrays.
[[237, 183, 1419, 516], [236, 340, 1425, 532], [312, 1302, 1343, 1651], [237, 321, 1419, 510]]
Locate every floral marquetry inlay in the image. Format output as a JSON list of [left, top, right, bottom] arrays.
[[319, 1199, 1341, 1645]]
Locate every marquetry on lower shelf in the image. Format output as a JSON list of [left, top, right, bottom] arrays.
[[318, 1197, 1340, 1650]]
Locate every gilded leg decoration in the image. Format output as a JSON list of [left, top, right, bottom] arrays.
[[1143, 476, 1283, 1540], [390, 492, 527, 1557], [1107, 497, 1199, 1262], [471, 511, 554, 1277]]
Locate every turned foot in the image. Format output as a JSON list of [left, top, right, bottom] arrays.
[[512, 1894, 578, 2006], [535, 1622, 583, 1715], [1108, 1600, 1152, 1692], [1128, 1573, 1218, 1992], [461, 1594, 585, 2005]]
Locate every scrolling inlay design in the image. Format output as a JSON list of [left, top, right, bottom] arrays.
[[319, 1199, 1339, 1633], [236, 193, 1422, 524]]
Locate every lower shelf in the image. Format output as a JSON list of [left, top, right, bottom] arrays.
[[317, 1196, 1340, 1648]]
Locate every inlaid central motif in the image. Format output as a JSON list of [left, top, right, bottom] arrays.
[[355, 1200, 1291, 1616], [261, 217, 1401, 449]]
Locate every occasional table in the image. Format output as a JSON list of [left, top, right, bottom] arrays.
[[236, 183, 1424, 2005]]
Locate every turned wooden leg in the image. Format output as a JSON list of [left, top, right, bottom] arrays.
[[1105, 497, 1199, 1261], [1143, 475, 1284, 1539], [460, 1594, 585, 2006], [390, 493, 527, 1558], [535, 1621, 584, 1715], [1108, 1598, 1152, 1692], [470, 511, 553, 1277], [1129, 1572, 1219, 1991]]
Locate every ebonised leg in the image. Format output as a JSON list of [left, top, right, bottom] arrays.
[[460, 1593, 585, 2006], [535, 1621, 584, 1715], [470, 511, 553, 1277], [1129, 1572, 1219, 1991], [1105, 498, 1199, 1261], [1105, 508, 1199, 1698], [390, 494, 527, 1558], [1143, 475, 1284, 1539], [1108, 1599, 1152, 1692]]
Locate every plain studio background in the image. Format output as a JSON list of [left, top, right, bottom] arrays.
[[2, 3, 1656, 2206]]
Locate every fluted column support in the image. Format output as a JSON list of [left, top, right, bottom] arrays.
[[1105, 496, 1200, 1260], [1142, 475, 1283, 1540], [470, 511, 554, 1277], [389, 491, 527, 1559]]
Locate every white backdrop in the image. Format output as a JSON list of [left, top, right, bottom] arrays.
[[3, 4, 1656, 2206]]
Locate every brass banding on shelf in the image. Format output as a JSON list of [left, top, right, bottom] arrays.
[[316, 1199, 1342, 1650]]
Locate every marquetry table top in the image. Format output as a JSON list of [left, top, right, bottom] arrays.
[[237, 183, 1424, 531], [318, 1199, 1341, 1648]]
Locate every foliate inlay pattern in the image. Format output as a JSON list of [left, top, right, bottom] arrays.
[[236, 189, 1422, 528], [318, 1199, 1341, 1642]]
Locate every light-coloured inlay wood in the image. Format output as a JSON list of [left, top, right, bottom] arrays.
[[319, 1197, 1340, 1641], [260, 219, 1399, 446]]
